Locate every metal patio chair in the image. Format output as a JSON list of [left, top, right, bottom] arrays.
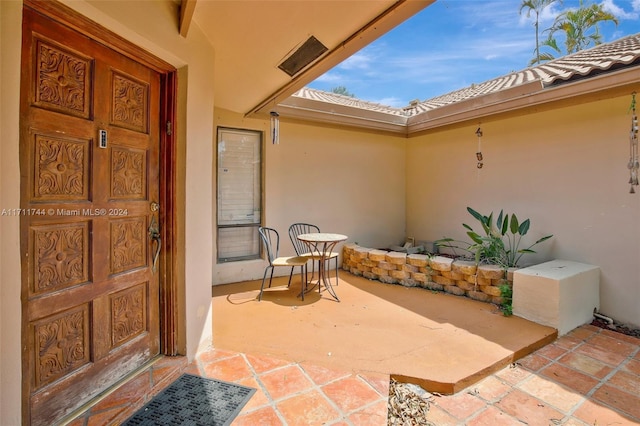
[[288, 222, 340, 286], [258, 226, 309, 301]]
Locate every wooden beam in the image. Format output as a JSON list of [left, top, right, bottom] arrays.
[[179, 0, 196, 38]]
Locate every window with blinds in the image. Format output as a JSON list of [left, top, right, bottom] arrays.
[[216, 127, 262, 262]]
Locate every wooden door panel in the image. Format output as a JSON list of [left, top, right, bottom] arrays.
[[29, 220, 91, 297], [31, 36, 93, 120], [31, 133, 92, 202], [21, 6, 161, 425]]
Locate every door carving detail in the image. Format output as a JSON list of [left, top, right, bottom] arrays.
[[34, 135, 89, 200], [110, 217, 146, 274], [112, 72, 147, 132], [111, 147, 145, 198], [111, 283, 147, 347], [35, 39, 91, 118], [34, 305, 90, 389], [32, 223, 89, 295]]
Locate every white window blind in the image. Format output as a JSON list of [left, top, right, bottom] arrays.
[[217, 128, 261, 262]]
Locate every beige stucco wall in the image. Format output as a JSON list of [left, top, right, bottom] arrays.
[[406, 96, 640, 328], [212, 108, 407, 284], [0, 1, 216, 423], [1, 1, 22, 423]]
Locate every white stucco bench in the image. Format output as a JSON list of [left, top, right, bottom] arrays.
[[513, 260, 600, 335]]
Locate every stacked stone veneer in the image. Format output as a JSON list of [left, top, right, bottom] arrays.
[[342, 243, 515, 305]]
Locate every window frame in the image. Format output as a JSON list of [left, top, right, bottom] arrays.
[[216, 126, 263, 263]]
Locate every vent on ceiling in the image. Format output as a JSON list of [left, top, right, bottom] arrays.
[[278, 36, 328, 77]]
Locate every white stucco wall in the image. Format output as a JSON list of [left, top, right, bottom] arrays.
[[406, 96, 640, 328], [212, 108, 407, 284], [1, 1, 216, 423]]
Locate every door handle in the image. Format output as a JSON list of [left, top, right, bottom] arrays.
[[148, 214, 161, 273]]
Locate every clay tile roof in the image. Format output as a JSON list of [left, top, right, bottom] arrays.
[[293, 87, 408, 116], [293, 33, 640, 117], [406, 32, 640, 116]]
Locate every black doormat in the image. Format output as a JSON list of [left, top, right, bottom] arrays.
[[122, 373, 256, 426]]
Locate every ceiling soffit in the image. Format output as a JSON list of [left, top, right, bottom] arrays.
[[192, 0, 433, 115]]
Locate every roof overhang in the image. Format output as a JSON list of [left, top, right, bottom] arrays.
[[407, 65, 640, 133], [278, 96, 408, 134], [277, 64, 640, 136]]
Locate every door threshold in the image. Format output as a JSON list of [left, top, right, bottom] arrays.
[[58, 355, 164, 426]]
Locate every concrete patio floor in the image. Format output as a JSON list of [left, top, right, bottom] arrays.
[[67, 271, 640, 425], [211, 272, 557, 394]]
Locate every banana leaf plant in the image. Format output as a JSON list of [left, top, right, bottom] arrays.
[[436, 207, 553, 268]]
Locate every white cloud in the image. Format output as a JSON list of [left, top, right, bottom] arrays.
[[313, 72, 343, 84], [602, 0, 640, 19], [337, 51, 375, 71], [370, 97, 405, 108]]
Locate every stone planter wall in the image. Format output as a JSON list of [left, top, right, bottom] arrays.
[[342, 243, 516, 305]]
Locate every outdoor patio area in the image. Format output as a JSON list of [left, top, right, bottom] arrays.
[[211, 272, 557, 394], [67, 271, 640, 425]]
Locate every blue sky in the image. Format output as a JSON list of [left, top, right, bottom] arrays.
[[308, 0, 640, 107]]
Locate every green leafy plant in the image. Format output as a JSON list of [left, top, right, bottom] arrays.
[[499, 283, 513, 316], [436, 207, 553, 268]]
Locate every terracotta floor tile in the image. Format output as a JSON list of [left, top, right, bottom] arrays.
[[473, 376, 512, 402], [197, 347, 239, 363], [573, 397, 640, 425], [567, 325, 599, 341], [599, 329, 640, 345], [575, 342, 629, 366], [558, 352, 613, 379], [623, 358, 640, 375], [517, 374, 584, 413], [607, 370, 640, 396], [536, 343, 568, 360], [495, 389, 565, 425], [232, 405, 284, 425], [587, 334, 637, 358], [236, 376, 270, 413], [518, 353, 550, 372], [424, 403, 460, 425], [245, 353, 293, 375], [563, 419, 592, 426], [150, 355, 187, 374], [299, 362, 351, 386], [465, 406, 522, 426], [433, 389, 486, 419], [183, 363, 201, 376], [361, 374, 390, 397], [540, 363, 599, 394], [276, 390, 340, 426], [592, 384, 640, 420], [321, 375, 382, 413], [494, 364, 532, 386], [554, 334, 584, 350], [259, 365, 314, 401], [201, 354, 253, 382], [347, 400, 388, 425]]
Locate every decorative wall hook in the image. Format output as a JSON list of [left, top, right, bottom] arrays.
[[475, 124, 483, 169], [270, 111, 280, 145]]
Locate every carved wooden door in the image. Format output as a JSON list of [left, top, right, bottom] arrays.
[[20, 7, 161, 425]]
